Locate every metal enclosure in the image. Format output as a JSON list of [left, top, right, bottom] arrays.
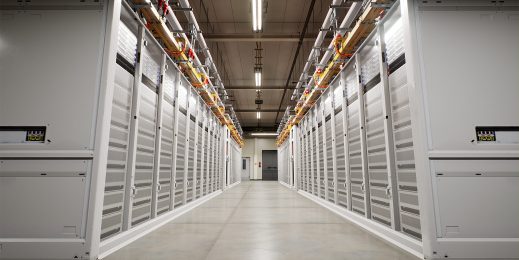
[[0, 1, 241, 259], [278, 1, 519, 259]]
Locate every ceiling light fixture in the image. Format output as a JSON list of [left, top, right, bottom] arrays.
[[250, 132, 277, 136], [256, 111, 261, 119], [254, 68, 262, 87], [258, 0, 262, 31], [252, 0, 257, 31], [252, 0, 262, 32]]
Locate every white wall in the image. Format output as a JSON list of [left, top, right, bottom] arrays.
[[242, 138, 277, 180]]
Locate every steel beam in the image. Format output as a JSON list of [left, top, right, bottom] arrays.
[[234, 109, 285, 113], [203, 33, 330, 42], [224, 86, 295, 90]]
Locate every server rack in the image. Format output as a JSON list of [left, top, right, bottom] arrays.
[[0, 1, 242, 259], [278, 139, 290, 186], [278, 1, 519, 259]]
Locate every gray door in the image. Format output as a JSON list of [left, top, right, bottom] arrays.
[[241, 157, 251, 181], [262, 150, 278, 181]]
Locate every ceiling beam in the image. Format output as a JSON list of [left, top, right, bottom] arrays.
[[275, 0, 317, 124], [242, 126, 278, 132], [225, 86, 296, 90], [235, 109, 285, 113], [203, 33, 331, 42]]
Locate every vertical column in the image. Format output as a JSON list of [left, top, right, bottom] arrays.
[[199, 108, 207, 196], [400, 0, 435, 254], [340, 70, 353, 210], [314, 107, 322, 197], [151, 54, 167, 218], [355, 55, 372, 218], [221, 128, 225, 188], [182, 92, 194, 204], [191, 99, 200, 200], [169, 71, 181, 209], [308, 113, 316, 195], [211, 124, 217, 192], [224, 128, 230, 188], [221, 128, 226, 188], [305, 118, 311, 193], [321, 99, 329, 201], [122, 25, 145, 230], [89, 0, 121, 253], [377, 25, 401, 230], [209, 122, 215, 192], [329, 91, 339, 204], [222, 127, 228, 191], [291, 127, 297, 188], [206, 119, 214, 193], [295, 126, 301, 190], [217, 127, 222, 188]]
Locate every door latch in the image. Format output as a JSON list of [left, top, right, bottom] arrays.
[[131, 186, 137, 197], [385, 186, 392, 198]]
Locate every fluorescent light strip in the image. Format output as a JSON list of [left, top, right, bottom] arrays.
[[250, 133, 278, 136], [257, 0, 262, 31], [255, 71, 261, 87], [256, 111, 261, 119], [252, 0, 258, 31]]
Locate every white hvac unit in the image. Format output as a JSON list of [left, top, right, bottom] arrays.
[[278, 1, 519, 259]]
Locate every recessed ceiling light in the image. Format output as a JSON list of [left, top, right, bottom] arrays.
[[252, 0, 262, 32]]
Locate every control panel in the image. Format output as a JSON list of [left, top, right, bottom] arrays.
[[476, 126, 519, 144], [0, 126, 46, 144]]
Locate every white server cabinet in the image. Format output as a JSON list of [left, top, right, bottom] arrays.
[[279, 1, 519, 259], [278, 138, 290, 186], [224, 128, 242, 188], [279, 125, 297, 189], [0, 1, 231, 259]]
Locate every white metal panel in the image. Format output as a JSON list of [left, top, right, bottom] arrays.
[[202, 111, 210, 195], [156, 68, 176, 215], [102, 65, 134, 239], [0, 8, 104, 151], [389, 63, 421, 239], [316, 102, 325, 199], [433, 160, 519, 238], [141, 34, 161, 85], [131, 83, 158, 226], [299, 129, 306, 190], [324, 94, 334, 203], [334, 83, 348, 208], [117, 22, 137, 65], [195, 103, 204, 198], [186, 92, 197, 202], [364, 82, 392, 227], [346, 73, 365, 215], [0, 160, 88, 239], [174, 82, 188, 208], [417, 8, 519, 153]]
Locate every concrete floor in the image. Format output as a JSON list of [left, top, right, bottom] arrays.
[[105, 181, 419, 260]]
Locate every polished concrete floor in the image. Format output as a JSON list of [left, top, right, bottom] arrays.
[[105, 181, 419, 260]]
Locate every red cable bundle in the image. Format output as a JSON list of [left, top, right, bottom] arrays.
[[157, 0, 169, 17], [334, 34, 352, 58]]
